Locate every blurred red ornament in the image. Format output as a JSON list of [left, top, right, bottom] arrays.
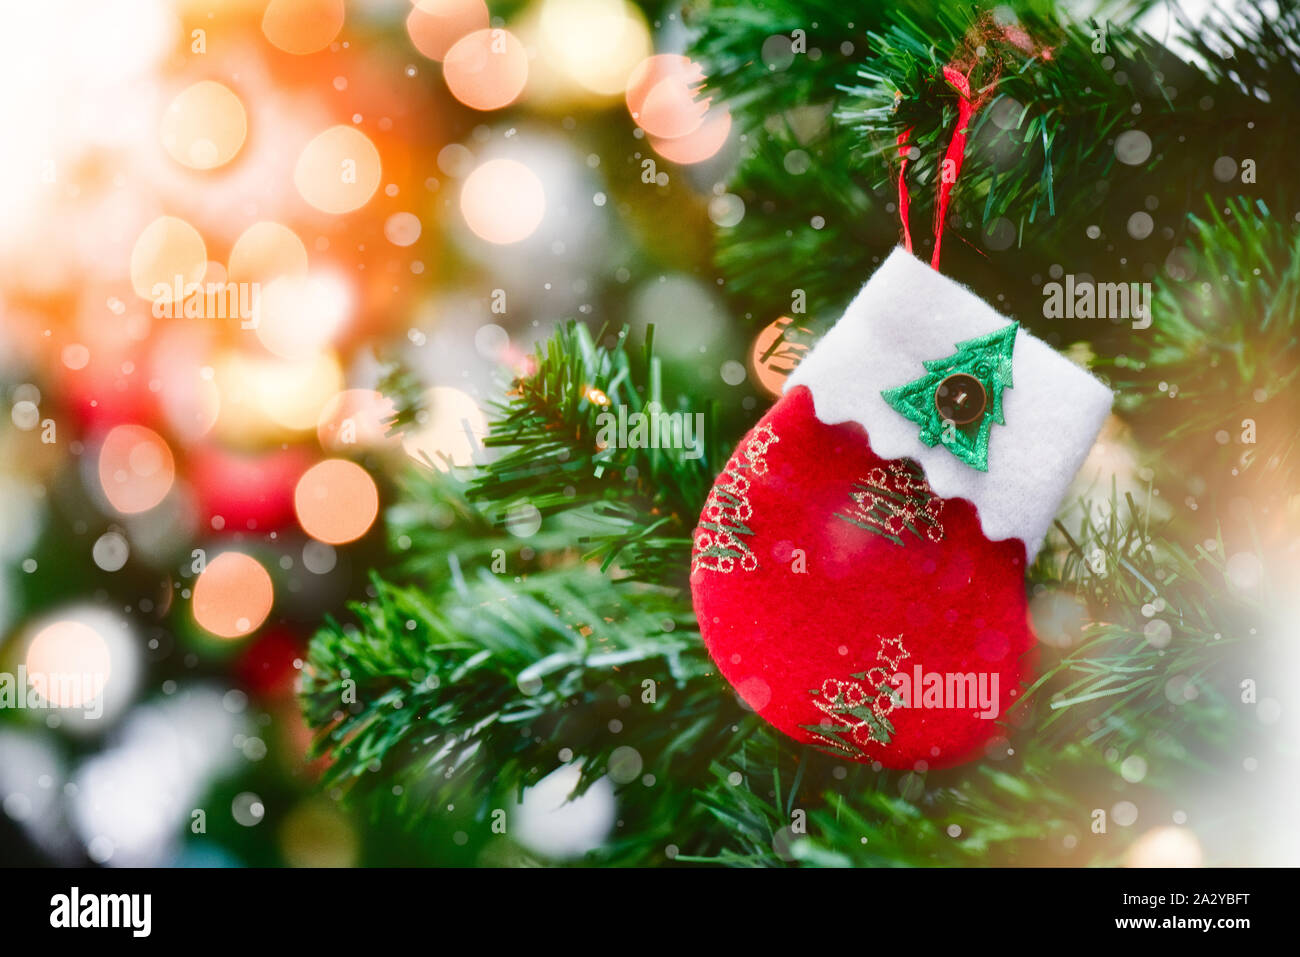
[[60, 346, 160, 432], [236, 626, 306, 699], [190, 444, 314, 533]]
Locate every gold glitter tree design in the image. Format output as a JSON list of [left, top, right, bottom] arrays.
[[835, 460, 944, 546], [804, 634, 910, 755], [691, 424, 779, 574]]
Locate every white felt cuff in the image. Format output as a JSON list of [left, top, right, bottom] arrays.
[[785, 247, 1113, 560]]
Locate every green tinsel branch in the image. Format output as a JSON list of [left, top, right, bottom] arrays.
[[303, 319, 1268, 866]]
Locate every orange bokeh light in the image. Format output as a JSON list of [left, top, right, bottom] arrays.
[[262, 0, 346, 56], [750, 316, 815, 398], [625, 54, 708, 139], [294, 459, 380, 544], [649, 107, 732, 165], [443, 28, 529, 111], [98, 424, 176, 514], [160, 80, 247, 171], [193, 552, 275, 639], [227, 221, 309, 287], [294, 126, 383, 215], [406, 0, 489, 62], [130, 216, 207, 303]]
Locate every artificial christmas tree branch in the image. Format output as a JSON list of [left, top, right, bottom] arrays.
[[691, 0, 1300, 334], [304, 316, 1266, 865], [469, 322, 716, 586], [299, 0, 1290, 866], [1099, 197, 1300, 491]]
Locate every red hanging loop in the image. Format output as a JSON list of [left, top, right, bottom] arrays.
[[931, 66, 977, 269], [893, 17, 1050, 269], [896, 126, 915, 254], [895, 65, 983, 271]]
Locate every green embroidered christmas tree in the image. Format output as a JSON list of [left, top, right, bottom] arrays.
[[880, 322, 1018, 471]]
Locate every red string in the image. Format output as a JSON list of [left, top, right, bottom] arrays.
[[932, 66, 976, 269], [895, 65, 987, 271], [892, 16, 1049, 268], [896, 127, 914, 254]]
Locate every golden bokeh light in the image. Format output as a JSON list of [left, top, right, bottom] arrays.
[[227, 221, 309, 286], [98, 424, 176, 514], [25, 620, 111, 709], [130, 216, 207, 302], [262, 0, 346, 56], [406, 0, 489, 62], [401, 386, 489, 470], [254, 272, 352, 360], [649, 107, 731, 165], [257, 351, 346, 432], [442, 28, 529, 111], [293, 125, 383, 214], [317, 389, 400, 453], [537, 0, 651, 97], [160, 80, 248, 171], [192, 551, 275, 639], [625, 54, 708, 139], [460, 158, 545, 245], [294, 458, 380, 544], [213, 349, 346, 442]]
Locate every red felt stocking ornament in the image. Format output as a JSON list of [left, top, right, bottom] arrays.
[[691, 66, 1110, 768], [692, 251, 1111, 768]]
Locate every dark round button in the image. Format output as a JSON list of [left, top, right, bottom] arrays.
[[934, 373, 986, 425]]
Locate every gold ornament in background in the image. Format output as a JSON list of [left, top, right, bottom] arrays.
[[750, 316, 814, 398], [211, 348, 345, 445], [1054, 413, 1171, 536]]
